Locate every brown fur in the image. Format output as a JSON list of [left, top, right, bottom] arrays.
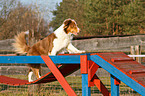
[[64, 19, 80, 35], [13, 32, 31, 54], [13, 32, 56, 79], [27, 33, 56, 56], [13, 32, 56, 55]]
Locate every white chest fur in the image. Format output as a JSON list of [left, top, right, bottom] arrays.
[[50, 24, 73, 55]]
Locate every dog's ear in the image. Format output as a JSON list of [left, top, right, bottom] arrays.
[[63, 19, 72, 28]]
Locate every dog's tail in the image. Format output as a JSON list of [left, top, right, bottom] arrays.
[[13, 31, 30, 54]]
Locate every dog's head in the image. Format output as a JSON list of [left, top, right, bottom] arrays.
[[63, 19, 80, 35]]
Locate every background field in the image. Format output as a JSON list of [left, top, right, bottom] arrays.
[[0, 67, 141, 96]]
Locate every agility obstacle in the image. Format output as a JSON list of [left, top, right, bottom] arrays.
[[0, 52, 145, 96]]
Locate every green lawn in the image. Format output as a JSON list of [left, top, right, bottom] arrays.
[[0, 75, 140, 96]]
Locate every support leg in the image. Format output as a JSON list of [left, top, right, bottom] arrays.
[[80, 54, 91, 96], [82, 74, 91, 96], [93, 75, 111, 96], [111, 75, 120, 96]]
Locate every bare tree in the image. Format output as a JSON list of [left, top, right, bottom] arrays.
[[0, 1, 49, 40]]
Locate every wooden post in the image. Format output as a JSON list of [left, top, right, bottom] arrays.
[[130, 46, 135, 60], [130, 45, 141, 63], [135, 45, 141, 63]]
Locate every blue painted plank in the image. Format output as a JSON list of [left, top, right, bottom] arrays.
[[111, 75, 119, 96], [0, 56, 43, 64], [0, 55, 80, 64], [50, 55, 80, 64], [90, 55, 145, 95], [81, 53, 91, 60], [82, 74, 91, 96]]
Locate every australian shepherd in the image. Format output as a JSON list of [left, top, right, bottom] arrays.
[[13, 19, 85, 82]]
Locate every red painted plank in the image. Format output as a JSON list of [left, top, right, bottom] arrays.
[[41, 56, 77, 96], [114, 77, 121, 85], [129, 70, 145, 74], [0, 75, 28, 86], [96, 52, 145, 88], [88, 61, 99, 81], [93, 75, 111, 96], [0, 64, 80, 86], [80, 55, 88, 74], [58, 53, 80, 55], [115, 64, 141, 68], [111, 58, 134, 62], [131, 73, 145, 77]]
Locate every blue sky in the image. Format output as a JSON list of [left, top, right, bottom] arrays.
[[20, 0, 62, 9], [19, 0, 62, 22]]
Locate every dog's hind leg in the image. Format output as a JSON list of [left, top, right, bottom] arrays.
[[31, 67, 41, 79], [28, 69, 34, 82], [28, 65, 41, 82]]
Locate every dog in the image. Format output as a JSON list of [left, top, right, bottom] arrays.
[[13, 18, 85, 82]]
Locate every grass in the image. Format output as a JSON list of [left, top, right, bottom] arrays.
[[0, 75, 141, 96]]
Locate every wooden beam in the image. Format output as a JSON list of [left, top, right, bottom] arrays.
[[41, 56, 77, 96]]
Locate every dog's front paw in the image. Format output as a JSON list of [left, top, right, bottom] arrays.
[[78, 50, 86, 53], [28, 79, 34, 82]]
